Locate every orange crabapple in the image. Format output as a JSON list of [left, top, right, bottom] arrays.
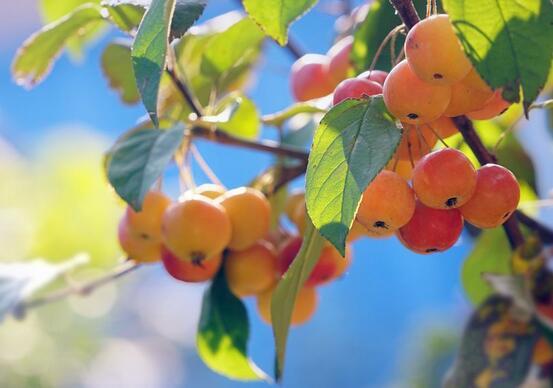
[[383, 60, 451, 124], [412, 148, 477, 209], [162, 195, 232, 264], [332, 78, 382, 105], [284, 190, 305, 222], [224, 241, 278, 297], [327, 35, 354, 84], [404, 14, 472, 85], [462, 67, 493, 94], [125, 190, 171, 241], [357, 69, 388, 86], [386, 159, 414, 181], [257, 285, 318, 326], [118, 217, 163, 263], [216, 187, 271, 251], [396, 122, 438, 161], [428, 116, 458, 139], [161, 246, 222, 283], [397, 201, 464, 254], [356, 170, 416, 236], [466, 90, 512, 120], [459, 164, 520, 228], [290, 54, 335, 101], [443, 74, 494, 117]]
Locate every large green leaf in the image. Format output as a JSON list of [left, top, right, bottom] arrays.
[[131, 0, 176, 127], [305, 96, 401, 255], [462, 228, 512, 305], [271, 220, 325, 381], [101, 41, 140, 104], [443, 0, 553, 109], [12, 4, 104, 88], [243, 0, 317, 45], [197, 270, 268, 381], [444, 296, 539, 388], [200, 18, 265, 81], [106, 126, 184, 210]]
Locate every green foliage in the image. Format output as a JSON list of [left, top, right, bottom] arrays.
[[305, 96, 401, 255], [101, 41, 140, 104], [131, 0, 177, 127], [443, 0, 553, 110], [462, 229, 512, 305], [11, 4, 105, 88], [201, 93, 261, 140], [243, 0, 317, 45], [271, 220, 325, 381], [197, 270, 268, 381], [103, 1, 145, 32], [444, 296, 539, 388], [106, 126, 184, 210]]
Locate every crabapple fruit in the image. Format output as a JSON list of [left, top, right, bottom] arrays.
[[396, 122, 438, 161], [443, 75, 494, 117], [118, 217, 162, 263], [257, 286, 318, 326], [290, 54, 335, 101], [466, 90, 511, 120], [460, 164, 520, 228], [332, 78, 382, 105], [161, 246, 221, 282], [412, 148, 477, 209], [192, 183, 226, 199], [327, 36, 354, 84], [357, 69, 388, 86], [125, 191, 171, 241], [428, 116, 458, 139]]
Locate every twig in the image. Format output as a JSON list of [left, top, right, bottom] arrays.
[[388, 0, 421, 29], [19, 261, 141, 312], [166, 67, 203, 117], [516, 211, 553, 244]]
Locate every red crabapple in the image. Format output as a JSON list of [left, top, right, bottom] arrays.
[[327, 36, 354, 84], [357, 69, 388, 86], [332, 78, 382, 105], [290, 54, 335, 101]]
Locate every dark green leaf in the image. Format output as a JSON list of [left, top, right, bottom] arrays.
[[12, 4, 104, 88], [444, 296, 539, 388], [271, 220, 325, 381], [132, 0, 176, 127], [197, 270, 268, 381], [243, 0, 317, 45], [107, 126, 184, 210], [101, 41, 140, 104], [351, 0, 426, 73], [201, 18, 264, 80], [305, 96, 401, 255], [462, 228, 512, 305], [443, 0, 553, 109]]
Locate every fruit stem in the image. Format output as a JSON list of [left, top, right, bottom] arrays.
[[388, 0, 421, 29]]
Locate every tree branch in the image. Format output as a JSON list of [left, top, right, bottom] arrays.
[[388, 0, 420, 29]]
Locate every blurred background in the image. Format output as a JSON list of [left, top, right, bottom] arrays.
[[0, 0, 552, 387]]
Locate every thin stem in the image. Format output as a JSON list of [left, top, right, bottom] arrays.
[[19, 261, 140, 312], [166, 67, 203, 117], [368, 25, 404, 74], [426, 122, 449, 147], [388, 0, 421, 29]]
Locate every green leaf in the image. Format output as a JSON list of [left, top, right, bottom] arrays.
[[462, 229, 512, 305], [106, 126, 184, 210], [352, 0, 426, 73], [443, 0, 553, 109], [243, 0, 317, 45], [444, 296, 539, 388], [197, 270, 269, 381], [12, 4, 104, 88], [305, 96, 402, 255], [201, 18, 265, 80], [103, 1, 145, 32], [201, 93, 261, 140], [271, 220, 325, 381], [132, 0, 177, 127], [0, 254, 89, 322], [101, 41, 140, 105]]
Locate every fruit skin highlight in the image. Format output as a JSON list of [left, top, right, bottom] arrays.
[[404, 14, 472, 85], [327, 35, 354, 84], [332, 78, 382, 105], [357, 70, 388, 86], [398, 201, 464, 254], [290, 54, 335, 101], [162, 195, 232, 264], [161, 246, 222, 283], [412, 148, 477, 209], [257, 286, 318, 326], [460, 164, 520, 228], [383, 60, 451, 124]]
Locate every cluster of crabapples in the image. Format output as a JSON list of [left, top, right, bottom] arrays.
[[118, 185, 351, 326], [290, 14, 520, 253]]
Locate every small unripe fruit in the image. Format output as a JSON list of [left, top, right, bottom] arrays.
[[225, 241, 278, 297], [118, 217, 162, 263], [460, 164, 520, 228], [284, 190, 305, 221], [257, 286, 318, 326], [217, 187, 271, 251], [356, 170, 416, 236], [327, 36, 354, 84], [332, 78, 382, 105], [383, 60, 451, 124], [162, 195, 232, 264], [357, 69, 388, 86], [161, 246, 221, 282], [413, 148, 477, 209], [405, 14, 472, 85], [125, 191, 171, 241], [398, 201, 463, 254], [396, 122, 438, 161], [466, 90, 511, 120], [290, 54, 335, 101]]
